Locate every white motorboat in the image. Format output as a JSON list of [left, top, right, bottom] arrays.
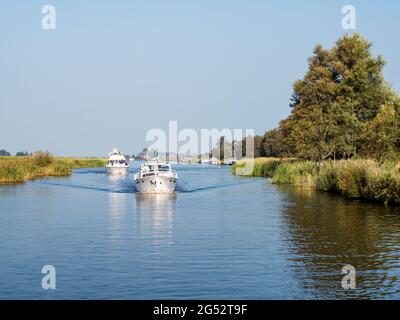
[[225, 157, 237, 166], [134, 162, 178, 193], [106, 148, 129, 175], [209, 157, 220, 165]]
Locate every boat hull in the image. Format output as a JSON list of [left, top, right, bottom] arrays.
[[106, 166, 129, 175], [135, 175, 177, 193]]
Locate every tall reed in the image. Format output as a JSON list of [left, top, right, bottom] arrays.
[[232, 158, 400, 205], [0, 156, 106, 184]]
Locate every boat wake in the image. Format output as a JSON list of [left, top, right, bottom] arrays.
[[32, 178, 261, 194], [176, 179, 262, 193], [31, 167, 263, 194], [32, 181, 136, 193]]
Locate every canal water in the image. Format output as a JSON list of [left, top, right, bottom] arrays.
[[0, 162, 399, 299]]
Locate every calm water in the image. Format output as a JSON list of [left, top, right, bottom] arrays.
[[0, 162, 400, 299]]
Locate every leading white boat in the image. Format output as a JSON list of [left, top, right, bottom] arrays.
[[134, 162, 178, 193], [106, 148, 129, 175]]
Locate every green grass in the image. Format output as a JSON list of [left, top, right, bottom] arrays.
[[270, 161, 318, 188], [232, 158, 400, 205], [57, 157, 107, 169], [231, 158, 293, 177], [0, 156, 107, 184]]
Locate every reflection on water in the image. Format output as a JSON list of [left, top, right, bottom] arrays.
[[2, 165, 400, 299], [108, 192, 127, 231], [277, 185, 400, 299], [135, 193, 177, 246], [107, 175, 129, 240], [107, 172, 128, 185], [107, 174, 129, 218]]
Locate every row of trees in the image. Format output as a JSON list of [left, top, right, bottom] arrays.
[[231, 33, 400, 162], [0, 150, 31, 157], [0, 149, 11, 156]]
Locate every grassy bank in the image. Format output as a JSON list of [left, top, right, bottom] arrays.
[[0, 154, 106, 184], [56, 157, 107, 169], [232, 158, 400, 205]]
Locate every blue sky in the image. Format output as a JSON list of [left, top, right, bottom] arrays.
[[1, 0, 399, 156]]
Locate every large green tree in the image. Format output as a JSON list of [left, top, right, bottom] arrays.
[[262, 129, 285, 157], [362, 103, 400, 161], [280, 33, 399, 161]]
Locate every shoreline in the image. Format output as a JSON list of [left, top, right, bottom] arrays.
[[232, 158, 400, 206], [0, 156, 107, 184]]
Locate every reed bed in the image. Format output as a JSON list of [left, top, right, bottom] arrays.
[[56, 157, 107, 169], [0, 155, 106, 184], [232, 158, 400, 205]]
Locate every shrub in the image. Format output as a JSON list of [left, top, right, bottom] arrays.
[[33, 151, 54, 167], [365, 171, 400, 205], [316, 162, 339, 192], [336, 161, 369, 198]]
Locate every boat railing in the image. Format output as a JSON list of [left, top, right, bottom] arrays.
[[134, 169, 177, 180]]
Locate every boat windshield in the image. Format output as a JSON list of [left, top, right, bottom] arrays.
[[158, 165, 170, 171], [109, 160, 126, 164], [141, 165, 154, 171]]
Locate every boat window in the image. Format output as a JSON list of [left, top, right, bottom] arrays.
[[158, 165, 170, 171], [144, 172, 155, 177]]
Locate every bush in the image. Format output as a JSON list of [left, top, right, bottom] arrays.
[[33, 151, 54, 167], [316, 162, 339, 192], [336, 162, 369, 198], [365, 171, 400, 205]]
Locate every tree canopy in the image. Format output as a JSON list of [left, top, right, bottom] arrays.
[[16, 151, 30, 157], [261, 33, 400, 162], [0, 149, 11, 156]]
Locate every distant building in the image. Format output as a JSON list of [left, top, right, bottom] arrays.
[[133, 152, 146, 160]]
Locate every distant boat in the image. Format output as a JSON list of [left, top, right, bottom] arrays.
[[209, 157, 220, 165], [134, 162, 178, 193], [225, 157, 237, 166], [106, 148, 129, 175]]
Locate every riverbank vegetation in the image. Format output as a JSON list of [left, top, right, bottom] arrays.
[[232, 33, 400, 162], [233, 158, 400, 205], [0, 152, 106, 184], [56, 157, 108, 169], [231, 33, 400, 205]]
